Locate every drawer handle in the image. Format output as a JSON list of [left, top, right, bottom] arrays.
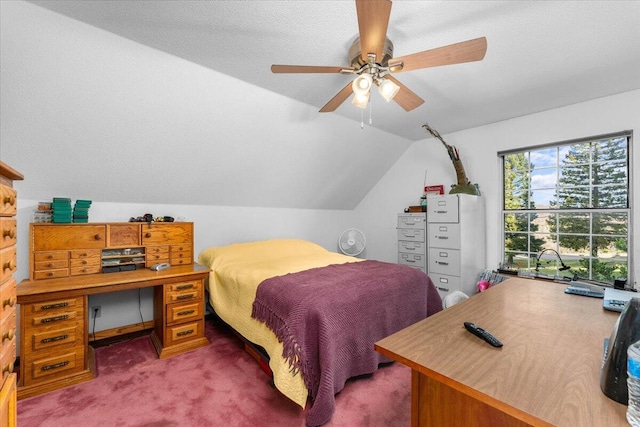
[[177, 309, 195, 317], [176, 329, 194, 337], [436, 210, 448, 214], [437, 286, 450, 292], [175, 284, 194, 290], [176, 294, 194, 300], [41, 334, 69, 344], [41, 302, 69, 310], [2, 296, 16, 308], [2, 329, 14, 342], [41, 360, 69, 371], [437, 236, 449, 240], [2, 361, 14, 375], [2, 228, 15, 239], [436, 261, 449, 266], [40, 314, 69, 323]]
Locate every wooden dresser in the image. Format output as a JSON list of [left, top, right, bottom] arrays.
[[0, 161, 23, 427], [17, 222, 209, 399]]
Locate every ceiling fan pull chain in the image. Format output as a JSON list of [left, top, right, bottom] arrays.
[[360, 109, 364, 129], [369, 97, 373, 125]]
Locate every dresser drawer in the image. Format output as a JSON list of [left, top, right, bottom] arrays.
[[167, 300, 204, 325], [399, 253, 427, 268], [427, 195, 459, 223], [397, 214, 426, 229], [0, 185, 17, 216], [428, 223, 461, 249], [397, 228, 425, 243], [0, 278, 16, 322], [165, 320, 204, 347], [0, 219, 16, 249], [429, 248, 461, 276], [398, 240, 426, 254], [165, 281, 202, 303], [0, 307, 16, 363], [0, 341, 16, 383], [0, 247, 17, 284]]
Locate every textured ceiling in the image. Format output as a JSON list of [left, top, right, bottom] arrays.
[[27, 0, 640, 141]]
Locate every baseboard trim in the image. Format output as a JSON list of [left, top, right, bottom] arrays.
[[89, 321, 155, 347]]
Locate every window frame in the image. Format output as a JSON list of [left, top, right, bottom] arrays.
[[498, 130, 633, 285]]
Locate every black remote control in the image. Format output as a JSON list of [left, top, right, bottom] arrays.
[[464, 322, 503, 347]]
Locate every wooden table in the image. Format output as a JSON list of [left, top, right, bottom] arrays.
[[375, 277, 627, 426]]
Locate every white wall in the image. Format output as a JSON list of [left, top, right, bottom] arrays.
[[356, 89, 640, 288]]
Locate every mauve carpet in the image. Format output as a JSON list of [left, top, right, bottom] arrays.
[[17, 319, 411, 426]]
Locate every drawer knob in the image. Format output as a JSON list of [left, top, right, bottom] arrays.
[[2, 195, 15, 207], [2, 328, 14, 342], [2, 228, 15, 239], [145, 233, 152, 238], [1, 361, 14, 375], [94, 234, 102, 240], [2, 259, 16, 272], [2, 296, 16, 308]]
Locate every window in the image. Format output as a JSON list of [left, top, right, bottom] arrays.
[[500, 131, 632, 284]]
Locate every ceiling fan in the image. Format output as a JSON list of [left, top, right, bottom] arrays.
[[271, 0, 487, 113]]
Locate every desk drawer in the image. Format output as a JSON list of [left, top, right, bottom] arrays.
[[146, 246, 169, 266], [165, 319, 204, 347], [165, 281, 202, 303], [25, 348, 84, 384], [170, 246, 192, 266], [167, 300, 204, 325]]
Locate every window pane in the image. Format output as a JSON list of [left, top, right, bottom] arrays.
[[557, 186, 589, 208], [593, 185, 628, 208], [593, 160, 627, 185], [559, 235, 589, 258], [533, 189, 556, 209], [558, 212, 589, 234], [594, 212, 628, 235], [504, 170, 530, 209], [530, 147, 557, 168]]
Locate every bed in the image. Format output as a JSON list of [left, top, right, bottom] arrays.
[[198, 239, 442, 426]]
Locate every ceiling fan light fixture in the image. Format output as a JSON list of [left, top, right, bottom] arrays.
[[351, 92, 370, 109], [352, 73, 373, 95], [378, 78, 400, 102]]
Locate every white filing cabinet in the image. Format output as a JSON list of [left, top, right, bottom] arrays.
[[427, 194, 485, 300], [397, 212, 427, 274]]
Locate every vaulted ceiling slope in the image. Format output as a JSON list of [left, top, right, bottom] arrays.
[[27, 0, 640, 140]]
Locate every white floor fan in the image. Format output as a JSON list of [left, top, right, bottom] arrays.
[[338, 228, 366, 257]]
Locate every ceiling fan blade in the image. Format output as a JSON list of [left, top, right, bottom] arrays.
[[385, 75, 424, 112], [356, 0, 392, 63], [320, 81, 354, 112], [389, 37, 487, 73], [271, 65, 354, 74]]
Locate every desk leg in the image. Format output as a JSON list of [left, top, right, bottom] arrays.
[[411, 370, 538, 427]]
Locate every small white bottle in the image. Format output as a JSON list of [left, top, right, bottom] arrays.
[[627, 340, 640, 426]]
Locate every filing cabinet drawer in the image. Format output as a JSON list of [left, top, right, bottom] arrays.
[[399, 253, 427, 268], [0, 219, 16, 249], [165, 320, 204, 347], [398, 240, 426, 254], [427, 195, 459, 223], [167, 300, 204, 325], [397, 228, 425, 243], [429, 248, 461, 276], [428, 223, 461, 249], [430, 273, 462, 299], [397, 214, 427, 229]]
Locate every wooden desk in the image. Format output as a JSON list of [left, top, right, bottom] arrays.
[[17, 264, 210, 399], [375, 277, 627, 427]]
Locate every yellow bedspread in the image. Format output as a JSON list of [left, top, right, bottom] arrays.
[[197, 239, 361, 408]]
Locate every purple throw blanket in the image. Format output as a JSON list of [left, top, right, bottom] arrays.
[[251, 260, 442, 426]]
